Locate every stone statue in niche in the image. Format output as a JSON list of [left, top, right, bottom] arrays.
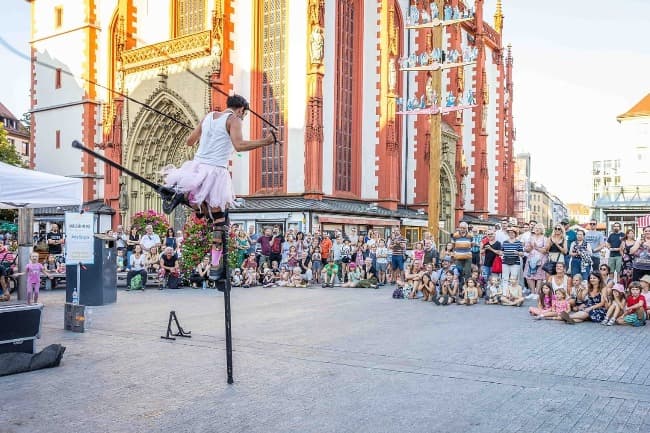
[[388, 58, 397, 93], [425, 74, 434, 106], [430, 2, 439, 19], [310, 26, 324, 64], [119, 176, 128, 210], [211, 42, 222, 74]]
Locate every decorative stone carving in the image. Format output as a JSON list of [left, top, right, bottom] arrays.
[[310, 26, 324, 64]]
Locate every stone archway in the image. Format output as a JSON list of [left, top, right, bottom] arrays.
[[124, 86, 199, 225], [439, 162, 457, 239]]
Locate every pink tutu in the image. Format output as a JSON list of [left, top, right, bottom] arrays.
[[162, 160, 235, 210]]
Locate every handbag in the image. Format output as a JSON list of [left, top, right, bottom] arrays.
[[490, 255, 502, 273], [542, 261, 557, 275]]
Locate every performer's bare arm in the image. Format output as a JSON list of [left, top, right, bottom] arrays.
[[186, 122, 202, 146], [228, 116, 275, 152]]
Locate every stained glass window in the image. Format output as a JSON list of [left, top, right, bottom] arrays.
[[174, 0, 205, 37], [335, 1, 356, 192], [260, 0, 286, 190]]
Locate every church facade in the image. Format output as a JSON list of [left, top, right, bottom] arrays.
[[29, 0, 515, 239]]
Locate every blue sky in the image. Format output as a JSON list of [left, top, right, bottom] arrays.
[[1, 1, 649, 205]]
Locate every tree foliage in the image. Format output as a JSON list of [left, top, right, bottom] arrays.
[[0, 122, 26, 167]]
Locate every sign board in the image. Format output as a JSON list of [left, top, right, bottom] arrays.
[[64, 212, 95, 264]]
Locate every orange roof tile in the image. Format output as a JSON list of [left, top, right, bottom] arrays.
[[617, 93, 650, 122]]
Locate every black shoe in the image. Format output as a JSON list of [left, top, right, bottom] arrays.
[[162, 192, 188, 214]]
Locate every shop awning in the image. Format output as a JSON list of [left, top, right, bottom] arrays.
[[318, 215, 400, 226], [617, 93, 650, 122]]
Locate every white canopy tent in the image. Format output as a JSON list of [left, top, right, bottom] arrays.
[[0, 162, 83, 301], [0, 161, 82, 209]]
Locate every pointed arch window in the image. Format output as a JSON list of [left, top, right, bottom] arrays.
[[334, 0, 361, 193], [172, 0, 206, 38]]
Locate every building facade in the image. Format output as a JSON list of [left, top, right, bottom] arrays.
[[29, 0, 515, 235], [529, 182, 552, 230], [591, 94, 650, 232], [513, 152, 530, 223], [0, 102, 30, 165]]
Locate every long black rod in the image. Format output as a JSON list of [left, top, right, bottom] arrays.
[[71, 140, 166, 193], [129, 33, 278, 132], [219, 220, 234, 384]]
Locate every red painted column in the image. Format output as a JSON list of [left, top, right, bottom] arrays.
[[304, 0, 324, 200], [505, 44, 515, 216], [377, 1, 402, 210]]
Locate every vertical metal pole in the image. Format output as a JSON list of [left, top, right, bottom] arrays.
[[220, 220, 234, 384], [17, 208, 34, 301], [76, 262, 81, 303]]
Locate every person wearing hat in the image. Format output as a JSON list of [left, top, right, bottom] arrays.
[[432, 255, 459, 292], [601, 283, 626, 326], [231, 268, 243, 287], [500, 226, 524, 291], [341, 262, 361, 287]]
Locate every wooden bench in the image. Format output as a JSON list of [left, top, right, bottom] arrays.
[[41, 273, 66, 290], [116, 271, 162, 288]]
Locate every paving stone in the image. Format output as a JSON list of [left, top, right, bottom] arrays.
[[1, 287, 649, 432]]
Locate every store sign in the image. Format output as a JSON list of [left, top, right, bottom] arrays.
[[64, 212, 95, 264]]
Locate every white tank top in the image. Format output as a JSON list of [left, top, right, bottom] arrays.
[[194, 111, 234, 167]]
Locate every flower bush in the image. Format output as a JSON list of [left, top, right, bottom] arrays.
[[180, 216, 209, 279], [131, 210, 170, 238], [180, 214, 238, 278]]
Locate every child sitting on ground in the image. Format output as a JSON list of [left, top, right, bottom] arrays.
[[459, 278, 479, 305], [321, 255, 339, 287], [617, 282, 647, 326], [243, 266, 257, 288], [433, 270, 455, 305], [231, 268, 243, 287], [501, 276, 525, 307], [470, 267, 485, 298], [485, 275, 502, 304], [288, 267, 305, 287], [601, 283, 626, 326], [262, 268, 275, 288], [341, 263, 361, 287], [275, 265, 290, 286], [569, 274, 587, 312], [529, 282, 554, 319], [550, 289, 571, 321], [420, 273, 436, 302]]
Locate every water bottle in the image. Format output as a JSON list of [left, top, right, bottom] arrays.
[[72, 287, 79, 305]]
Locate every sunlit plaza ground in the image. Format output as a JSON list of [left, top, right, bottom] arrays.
[[2, 286, 650, 433]]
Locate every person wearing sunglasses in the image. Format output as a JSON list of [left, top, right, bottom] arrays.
[[584, 219, 605, 273]]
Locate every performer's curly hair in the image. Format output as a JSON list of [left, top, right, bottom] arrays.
[[227, 94, 249, 111]]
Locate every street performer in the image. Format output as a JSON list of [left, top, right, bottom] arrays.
[[162, 94, 275, 221]]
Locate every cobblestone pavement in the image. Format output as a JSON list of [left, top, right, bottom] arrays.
[[1, 286, 650, 433]]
